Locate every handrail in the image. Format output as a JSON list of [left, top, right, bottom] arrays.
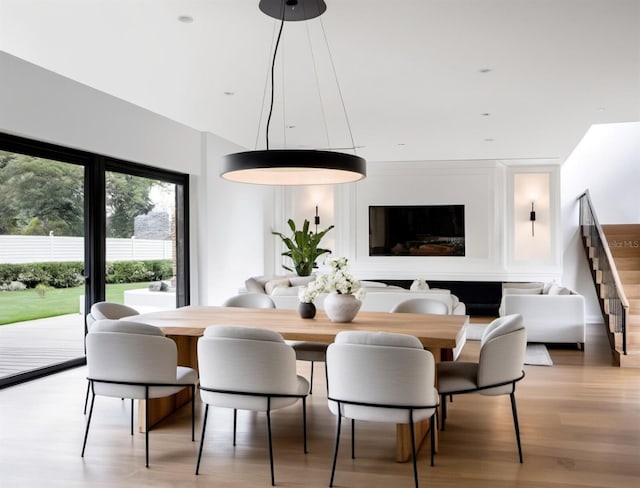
[[578, 190, 628, 354]]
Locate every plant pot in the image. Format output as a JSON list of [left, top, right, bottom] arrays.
[[298, 301, 316, 319], [324, 293, 362, 323]]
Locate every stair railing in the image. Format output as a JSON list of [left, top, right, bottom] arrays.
[[579, 190, 628, 354]]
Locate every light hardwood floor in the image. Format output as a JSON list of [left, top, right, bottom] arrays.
[[1, 320, 639, 487]]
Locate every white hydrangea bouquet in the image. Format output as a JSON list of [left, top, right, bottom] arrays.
[[298, 257, 366, 303]]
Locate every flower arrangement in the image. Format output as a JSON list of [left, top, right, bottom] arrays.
[[298, 257, 366, 303]]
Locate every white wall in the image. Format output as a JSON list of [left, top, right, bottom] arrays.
[[0, 51, 201, 174], [280, 160, 562, 282], [562, 122, 640, 323]]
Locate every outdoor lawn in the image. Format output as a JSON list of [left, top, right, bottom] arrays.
[[0, 283, 146, 325]]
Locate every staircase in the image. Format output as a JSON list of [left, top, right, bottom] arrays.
[[602, 224, 640, 364], [579, 192, 640, 367]]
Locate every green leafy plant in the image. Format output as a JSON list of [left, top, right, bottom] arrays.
[[272, 219, 334, 276]]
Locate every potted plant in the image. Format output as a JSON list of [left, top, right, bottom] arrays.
[[272, 219, 334, 276]]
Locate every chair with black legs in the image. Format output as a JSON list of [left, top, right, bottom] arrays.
[[82, 319, 198, 468], [437, 314, 527, 463], [195, 325, 310, 486], [326, 330, 439, 488]]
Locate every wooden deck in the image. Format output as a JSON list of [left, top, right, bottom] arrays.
[[0, 314, 85, 380]]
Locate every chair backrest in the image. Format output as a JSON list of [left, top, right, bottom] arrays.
[[197, 325, 299, 404], [90, 301, 139, 320], [222, 293, 276, 309], [86, 319, 178, 399], [391, 297, 449, 315], [478, 314, 526, 394], [326, 330, 437, 423]]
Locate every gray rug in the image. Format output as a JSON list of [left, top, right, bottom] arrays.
[[465, 324, 553, 366]]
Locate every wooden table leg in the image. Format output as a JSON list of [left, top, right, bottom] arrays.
[[394, 346, 446, 462], [139, 335, 199, 432]]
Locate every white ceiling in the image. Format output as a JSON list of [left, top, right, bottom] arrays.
[[1, 0, 639, 164]]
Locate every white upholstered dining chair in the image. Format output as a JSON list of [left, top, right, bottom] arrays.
[[222, 293, 276, 308], [83, 301, 140, 414], [196, 325, 310, 486], [326, 330, 439, 488], [437, 314, 527, 463], [82, 319, 198, 467]]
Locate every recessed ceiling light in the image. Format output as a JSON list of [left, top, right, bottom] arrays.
[[595, 107, 606, 112], [397, 143, 406, 146], [479, 68, 492, 73], [484, 138, 495, 142], [286, 125, 296, 129], [481, 113, 491, 117], [223, 91, 235, 96], [178, 15, 194, 23]]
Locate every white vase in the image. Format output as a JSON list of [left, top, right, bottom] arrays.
[[324, 293, 362, 323]]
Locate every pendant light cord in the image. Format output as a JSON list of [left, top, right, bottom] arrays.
[[265, 12, 286, 150]]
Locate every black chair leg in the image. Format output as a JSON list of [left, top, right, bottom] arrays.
[[191, 385, 195, 442], [440, 394, 447, 431], [510, 392, 524, 463], [130, 399, 134, 436], [409, 411, 419, 488], [430, 412, 436, 467], [195, 404, 209, 474], [351, 418, 355, 459], [309, 360, 314, 394], [81, 390, 95, 457], [83, 380, 91, 414], [302, 397, 308, 454], [329, 411, 343, 487], [266, 407, 275, 486], [145, 388, 150, 468], [233, 408, 237, 446]]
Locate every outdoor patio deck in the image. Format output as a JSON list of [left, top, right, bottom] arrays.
[[0, 314, 85, 381]]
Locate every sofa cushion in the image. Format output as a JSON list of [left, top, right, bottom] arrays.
[[410, 279, 429, 291], [289, 275, 315, 287], [503, 287, 543, 295]]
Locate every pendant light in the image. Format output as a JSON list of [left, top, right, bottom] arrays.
[[220, 0, 366, 185]]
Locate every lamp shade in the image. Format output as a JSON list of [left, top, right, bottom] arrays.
[[221, 149, 366, 185]]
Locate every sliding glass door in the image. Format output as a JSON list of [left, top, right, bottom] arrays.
[[0, 133, 190, 387]]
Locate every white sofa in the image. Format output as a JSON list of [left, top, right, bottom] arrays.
[[243, 275, 466, 315], [499, 282, 585, 346]]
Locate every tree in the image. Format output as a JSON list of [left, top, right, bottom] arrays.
[[106, 173, 155, 238], [0, 151, 84, 236]]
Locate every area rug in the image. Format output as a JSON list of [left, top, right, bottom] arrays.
[[465, 324, 553, 366]]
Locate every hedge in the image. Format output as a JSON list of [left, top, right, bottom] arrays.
[[0, 259, 173, 289]]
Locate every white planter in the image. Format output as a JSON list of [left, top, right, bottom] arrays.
[[324, 293, 362, 323]]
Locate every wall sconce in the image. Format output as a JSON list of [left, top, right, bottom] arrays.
[[314, 205, 320, 233], [529, 202, 536, 236]]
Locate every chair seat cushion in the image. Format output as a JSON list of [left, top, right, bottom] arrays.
[[437, 361, 479, 395], [176, 366, 199, 385]]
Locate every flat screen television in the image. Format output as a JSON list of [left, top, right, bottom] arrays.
[[369, 205, 465, 256]]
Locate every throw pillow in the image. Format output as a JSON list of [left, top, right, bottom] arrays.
[[548, 284, 571, 295], [410, 279, 429, 291], [265, 278, 290, 295], [245, 278, 265, 294], [542, 281, 555, 294]]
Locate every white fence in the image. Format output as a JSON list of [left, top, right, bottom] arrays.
[[0, 235, 173, 263]]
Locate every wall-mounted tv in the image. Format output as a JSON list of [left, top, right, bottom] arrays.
[[369, 205, 465, 256]]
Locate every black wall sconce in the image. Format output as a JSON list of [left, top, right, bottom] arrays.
[[530, 202, 536, 236], [314, 205, 320, 233]]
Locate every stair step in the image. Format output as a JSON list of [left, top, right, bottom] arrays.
[[613, 257, 640, 270], [627, 314, 640, 327], [623, 284, 640, 298], [610, 247, 640, 258], [602, 223, 640, 235], [629, 299, 640, 313], [618, 270, 640, 283]]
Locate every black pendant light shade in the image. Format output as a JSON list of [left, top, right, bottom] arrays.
[[221, 149, 366, 185], [222, 0, 366, 186]]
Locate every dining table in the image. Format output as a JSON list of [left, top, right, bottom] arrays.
[[126, 305, 469, 462]]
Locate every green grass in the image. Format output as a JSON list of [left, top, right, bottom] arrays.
[[0, 283, 147, 325]]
